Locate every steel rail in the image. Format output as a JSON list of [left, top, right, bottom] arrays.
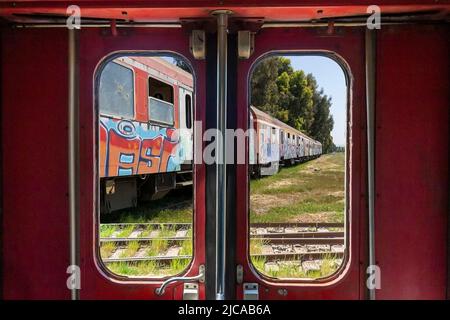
[[100, 235, 343, 243], [251, 251, 344, 262], [256, 237, 345, 245], [252, 231, 344, 239], [103, 250, 345, 264], [100, 222, 344, 228], [102, 222, 191, 227], [100, 236, 191, 243], [250, 222, 344, 228], [102, 222, 344, 229], [103, 255, 192, 263]]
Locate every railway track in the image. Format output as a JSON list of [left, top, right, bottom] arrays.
[[100, 222, 345, 268]]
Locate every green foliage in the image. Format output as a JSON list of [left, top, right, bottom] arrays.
[[251, 56, 337, 153], [172, 58, 192, 73]]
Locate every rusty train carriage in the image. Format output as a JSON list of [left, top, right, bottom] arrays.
[[0, 1, 449, 300], [249, 106, 322, 177]]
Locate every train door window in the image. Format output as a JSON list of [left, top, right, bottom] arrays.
[[248, 54, 348, 281], [148, 76, 175, 125], [185, 94, 192, 129], [99, 62, 134, 118], [97, 54, 195, 279]]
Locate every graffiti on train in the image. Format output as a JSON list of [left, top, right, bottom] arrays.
[[99, 117, 184, 177]]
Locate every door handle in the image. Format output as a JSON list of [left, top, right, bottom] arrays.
[[155, 265, 205, 296]]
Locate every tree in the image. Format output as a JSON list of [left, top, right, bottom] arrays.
[[250, 57, 281, 116], [288, 70, 314, 132], [308, 74, 335, 153], [250, 56, 337, 153], [172, 57, 192, 73]]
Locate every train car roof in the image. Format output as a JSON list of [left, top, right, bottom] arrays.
[[250, 105, 321, 145], [115, 56, 194, 89]]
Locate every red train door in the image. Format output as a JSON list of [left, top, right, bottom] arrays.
[[79, 23, 366, 301], [78, 27, 207, 300], [232, 26, 367, 300]]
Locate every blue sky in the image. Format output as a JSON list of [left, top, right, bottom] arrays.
[[288, 56, 347, 147]]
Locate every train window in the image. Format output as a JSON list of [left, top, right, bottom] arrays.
[[99, 62, 134, 118], [97, 54, 195, 279], [249, 54, 347, 281], [185, 94, 192, 129], [149, 77, 175, 125]]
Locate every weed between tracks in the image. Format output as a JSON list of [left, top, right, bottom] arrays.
[[250, 253, 340, 279]]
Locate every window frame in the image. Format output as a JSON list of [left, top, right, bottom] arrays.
[[147, 75, 176, 126], [185, 93, 193, 129], [246, 51, 351, 285], [98, 60, 136, 120], [94, 51, 197, 283]]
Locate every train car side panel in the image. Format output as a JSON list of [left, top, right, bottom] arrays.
[[2, 28, 70, 299], [375, 24, 449, 299]]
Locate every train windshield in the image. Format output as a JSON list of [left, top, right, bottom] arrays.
[[249, 54, 348, 281], [97, 54, 195, 279]]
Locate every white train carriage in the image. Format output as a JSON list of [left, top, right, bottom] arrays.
[[249, 105, 322, 177]]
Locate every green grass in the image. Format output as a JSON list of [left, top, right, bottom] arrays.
[[251, 196, 344, 223], [169, 258, 190, 274], [159, 225, 177, 238], [250, 153, 345, 223], [100, 242, 116, 259], [116, 225, 135, 238], [108, 262, 140, 276], [100, 225, 117, 238], [120, 241, 140, 258], [108, 261, 162, 277], [249, 239, 266, 255], [250, 255, 267, 272], [180, 239, 193, 256], [107, 259, 190, 278], [147, 239, 168, 256], [250, 253, 340, 279], [138, 225, 153, 238]]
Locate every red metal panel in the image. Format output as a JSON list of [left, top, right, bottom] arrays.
[[0, 1, 448, 22], [235, 27, 367, 299], [78, 27, 206, 299], [1, 28, 69, 299], [375, 25, 449, 299]]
